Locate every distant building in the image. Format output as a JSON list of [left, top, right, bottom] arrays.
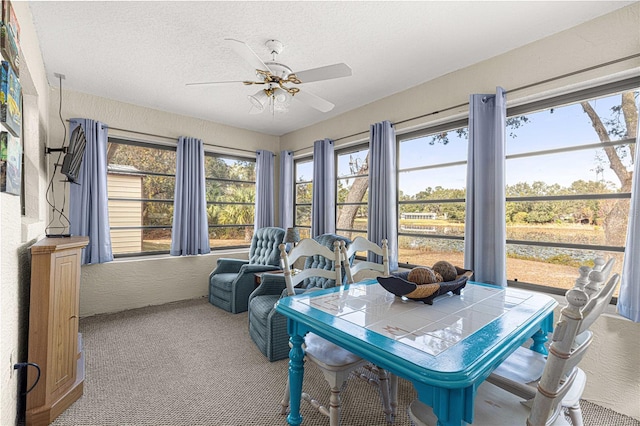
[[108, 165, 143, 254], [401, 212, 437, 220]]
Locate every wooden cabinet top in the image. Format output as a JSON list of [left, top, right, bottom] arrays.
[[30, 236, 90, 254]]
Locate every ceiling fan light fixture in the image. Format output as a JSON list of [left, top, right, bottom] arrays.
[[190, 38, 348, 115], [248, 89, 269, 110], [273, 90, 291, 113], [275, 92, 288, 104]]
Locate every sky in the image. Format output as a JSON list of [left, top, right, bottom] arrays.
[[296, 91, 637, 197], [396, 92, 636, 196]]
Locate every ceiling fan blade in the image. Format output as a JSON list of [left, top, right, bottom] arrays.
[[185, 80, 247, 87], [225, 38, 272, 75], [293, 63, 352, 84], [294, 90, 335, 113]]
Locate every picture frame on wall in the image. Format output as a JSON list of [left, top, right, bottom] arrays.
[[1, 60, 21, 137], [0, 130, 21, 195], [0, 23, 19, 75], [0, 0, 19, 76], [1, 0, 20, 42]]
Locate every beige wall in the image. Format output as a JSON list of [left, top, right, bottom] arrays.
[[79, 249, 247, 317], [1, 2, 51, 425], [1, 3, 639, 425], [280, 4, 640, 153]]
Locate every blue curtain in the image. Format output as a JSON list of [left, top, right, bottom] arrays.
[[279, 150, 294, 229], [69, 118, 113, 265], [255, 150, 275, 229], [464, 88, 507, 286], [170, 137, 210, 256], [618, 117, 640, 322], [368, 121, 398, 271], [311, 138, 335, 237]]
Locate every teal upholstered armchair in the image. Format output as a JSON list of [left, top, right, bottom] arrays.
[[209, 227, 285, 314], [247, 233, 352, 361]]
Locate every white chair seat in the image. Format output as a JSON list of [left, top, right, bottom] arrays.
[[305, 333, 362, 367], [492, 345, 546, 384], [409, 380, 571, 426]]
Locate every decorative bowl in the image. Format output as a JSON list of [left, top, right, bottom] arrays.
[[377, 266, 473, 305]]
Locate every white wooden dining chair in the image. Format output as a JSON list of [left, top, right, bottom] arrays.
[[280, 238, 394, 425], [280, 238, 344, 298], [343, 236, 390, 282], [341, 237, 396, 422], [486, 257, 616, 426], [409, 272, 620, 426]]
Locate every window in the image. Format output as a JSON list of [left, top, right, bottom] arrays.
[[397, 121, 469, 268], [284, 85, 635, 302], [107, 139, 257, 256], [505, 87, 637, 295], [205, 154, 256, 248], [294, 157, 313, 239], [107, 138, 176, 255], [336, 145, 369, 241]]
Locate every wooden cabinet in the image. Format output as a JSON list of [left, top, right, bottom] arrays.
[[26, 237, 89, 426]]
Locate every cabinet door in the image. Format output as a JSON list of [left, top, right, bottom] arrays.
[[50, 250, 80, 395]]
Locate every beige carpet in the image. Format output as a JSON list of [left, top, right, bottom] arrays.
[[51, 298, 638, 426]]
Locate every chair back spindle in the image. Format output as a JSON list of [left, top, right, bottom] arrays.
[[279, 239, 342, 296], [578, 272, 620, 335]]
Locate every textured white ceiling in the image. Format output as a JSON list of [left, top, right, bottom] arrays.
[[29, 1, 632, 136]]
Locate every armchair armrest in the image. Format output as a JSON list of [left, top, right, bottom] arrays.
[[228, 264, 282, 314], [277, 287, 308, 299], [239, 264, 282, 275], [249, 273, 287, 300], [210, 258, 249, 277]]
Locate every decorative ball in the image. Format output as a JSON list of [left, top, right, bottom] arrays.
[[432, 261, 458, 282], [408, 267, 439, 284]]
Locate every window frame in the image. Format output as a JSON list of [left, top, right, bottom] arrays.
[[204, 152, 257, 250], [335, 142, 370, 238], [396, 119, 469, 269], [503, 81, 637, 300], [393, 80, 637, 302], [107, 137, 177, 258], [292, 155, 314, 238], [107, 139, 258, 257]]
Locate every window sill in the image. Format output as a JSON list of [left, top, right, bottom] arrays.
[[110, 247, 249, 263]]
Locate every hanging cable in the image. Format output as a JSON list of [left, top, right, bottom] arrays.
[[44, 75, 71, 236], [13, 362, 41, 395]]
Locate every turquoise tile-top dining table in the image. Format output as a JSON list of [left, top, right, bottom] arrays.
[[275, 279, 557, 426]]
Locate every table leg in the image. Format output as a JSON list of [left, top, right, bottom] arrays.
[[286, 331, 305, 426], [413, 384, 467, 426], [529, 312, 554, 355], [530, 329, 549, 355]]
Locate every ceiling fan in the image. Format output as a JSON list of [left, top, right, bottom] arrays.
[[186, 38, 352, 114]]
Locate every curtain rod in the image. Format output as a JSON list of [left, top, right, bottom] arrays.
[[293, 52, 640, 152], [66, 120, 257, 155]]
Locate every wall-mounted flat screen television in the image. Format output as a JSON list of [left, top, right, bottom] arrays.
[[61, 125, 87, 183]]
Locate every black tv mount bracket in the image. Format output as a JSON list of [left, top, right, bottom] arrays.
[[44, 147, 76, 183], [45, 147, 67, 154]]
